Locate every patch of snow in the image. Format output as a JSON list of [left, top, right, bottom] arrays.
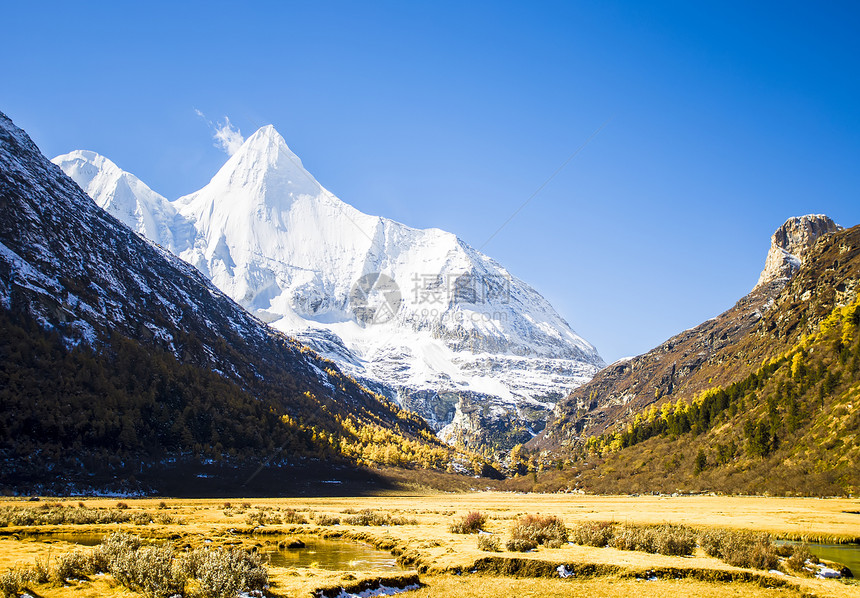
[[323, 584, 421, 598]]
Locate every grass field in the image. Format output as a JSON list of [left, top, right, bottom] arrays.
[[0, 494, 858, 598]]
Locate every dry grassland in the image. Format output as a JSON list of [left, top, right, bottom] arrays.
[[0, 494, 857, 598]]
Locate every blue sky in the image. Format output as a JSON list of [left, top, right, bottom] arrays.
[[3, 1, 859, 363]]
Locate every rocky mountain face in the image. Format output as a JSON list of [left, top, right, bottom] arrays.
[[529, 222, 860, 496], [534, 214, 844, 450], [54, 127, 604, 449], [0, 111, 445, 495], [756, 214, 840, 288]]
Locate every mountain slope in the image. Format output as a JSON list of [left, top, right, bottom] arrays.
[[54, 127, 604, 448], [525, 217, 859, 496], [0, 111, 474, 495], [534, 214, 840, 447]]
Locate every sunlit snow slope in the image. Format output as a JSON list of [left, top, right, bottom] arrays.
[[55, 127, 604, 447]]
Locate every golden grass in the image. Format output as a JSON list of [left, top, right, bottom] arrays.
[[0, 494, 857, 598]]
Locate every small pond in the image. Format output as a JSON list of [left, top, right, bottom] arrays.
[[777, 540, 859, 576], [262, 538, 400, 571]]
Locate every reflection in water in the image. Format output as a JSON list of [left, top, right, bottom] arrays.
[[263, 538, 400, 571]]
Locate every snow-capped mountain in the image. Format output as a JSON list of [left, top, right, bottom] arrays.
[[0, 110, 438, 494], [54, 126, 604, 447]]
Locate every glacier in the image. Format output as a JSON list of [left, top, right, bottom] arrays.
[[54, 126, 604, 447]]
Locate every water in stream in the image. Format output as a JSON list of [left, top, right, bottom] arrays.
[[262, 538, 400, 571], [778, 541, 859, 577]]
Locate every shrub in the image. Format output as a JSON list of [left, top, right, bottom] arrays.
[[450, 511, 486, 534], [653, 524, 697, 556], [312, 513, 340, 526], [509, 514, 568, 548], [611, 525, 656, 553], [116, 502, 130, 510], [786, 543, 817, 575], [0, 568, 26, 598], [698, 529, 778, 570], [130, 545, 186, 598], [477, 535, 501, 552], [153, 512, 174, 525], [609, 524, 696, 556], [569, 521, 615, 547], [190, 547, 268, 598], [282, 509, 308, 525], [245, 510, 281, 526], [91, 532, 266, 598], [51, 550, 91, 584], [158, 501, 168, 510], [0, 505, 134, 526], [343, 510, 416, 526], [30, 556, 50, 584], [132, 512, 152, 525], [505, 538, 537, 552]]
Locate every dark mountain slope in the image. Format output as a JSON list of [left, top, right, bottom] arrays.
[[0, 111, 480, 495]]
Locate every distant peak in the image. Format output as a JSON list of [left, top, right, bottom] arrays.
[[755, 214, 841, 288]]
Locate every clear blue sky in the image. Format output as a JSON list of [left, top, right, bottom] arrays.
[[3, 1, 859, 363]]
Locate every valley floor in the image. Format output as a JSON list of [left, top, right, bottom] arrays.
[[0, 494, 858, 598]]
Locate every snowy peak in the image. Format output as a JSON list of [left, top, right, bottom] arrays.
[[55, 125, 604, 449], [756, 214, 841, 288], [202, 125, 324, 205]]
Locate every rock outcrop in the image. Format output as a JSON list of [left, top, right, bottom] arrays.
[[755, 214, 841, 288]]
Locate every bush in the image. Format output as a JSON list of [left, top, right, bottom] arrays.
[[477, 535, 501, 552], [0, 505, 134, 526], [343, 510, 416, 526], [153, 512, 174, 525], [31, 557, 50, 584], [281, 509, 308, 525], [132, 546, 187, 598], [190, 547, 268, 598], [0, 568, 26, 598], [611, 525, 656, 553], [698, 529, 778, 570], [505, 538, 537, 552], [312, 513, 340, 526], [569, 521, 615, 547], [509, 514, 568, 548], [91, 532, 266, 598], [609, 524, 696, 556], [51, 550, 91, 583], [245, 510, 281, 526], [786, 543, 818, 575], [116, 502, 130, 510], [132, 511, 152, 525], [450, 511, 486, 534]]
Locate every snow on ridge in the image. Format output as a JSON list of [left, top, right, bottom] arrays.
[[55, 125, 604, 440]]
